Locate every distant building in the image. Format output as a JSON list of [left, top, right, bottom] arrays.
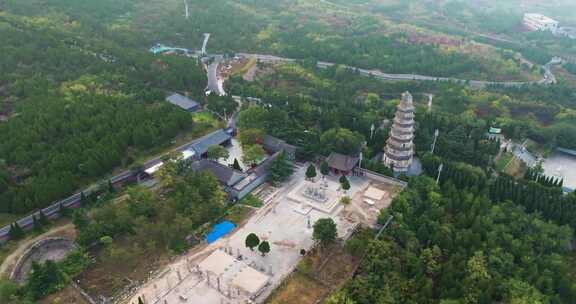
[[261, 135, 297, 161], [558, 27, 576, 39], [383, 92, 415, 173], [326, 152, 360, 176], [166, 93, 201, 112], [523, 13, 559, 33]]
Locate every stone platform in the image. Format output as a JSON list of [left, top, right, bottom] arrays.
[[286, 180, 341, 214]]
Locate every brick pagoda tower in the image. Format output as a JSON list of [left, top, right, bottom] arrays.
[[383, 92, 415, 172]]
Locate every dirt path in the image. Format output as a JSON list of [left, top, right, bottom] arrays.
[[0, 223, 76, 277]]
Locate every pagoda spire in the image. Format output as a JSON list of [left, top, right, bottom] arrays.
[[383, 92, 415, 172]]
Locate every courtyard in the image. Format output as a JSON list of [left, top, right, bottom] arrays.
[[127, 163, 400, 304]]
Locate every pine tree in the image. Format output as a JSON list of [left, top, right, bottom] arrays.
[[232, 158, 242, 171], [80, 191, 87, 205], [32, 215, 42, 233], [108, 179, 115, 193], [306, 164, 317, 180], [38, 211, 50, 227], [9, 223, 24, 240], [320, 161, 330, 176]]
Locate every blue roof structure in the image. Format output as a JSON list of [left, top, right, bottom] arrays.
[[206, 221, 236, 244], [190, 129, 232, 156], [166, 93, 200, 112]]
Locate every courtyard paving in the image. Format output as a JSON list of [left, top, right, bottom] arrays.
[[128, 163, 398, 304]]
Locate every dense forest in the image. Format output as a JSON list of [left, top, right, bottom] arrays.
[[330, 175, 576, 303], [0, 8, 207, 214]]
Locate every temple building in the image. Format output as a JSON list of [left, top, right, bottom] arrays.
[[383, 92, 415, 172]]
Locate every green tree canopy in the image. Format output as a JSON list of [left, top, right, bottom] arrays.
[[320, 128, 365, 155], [245, 233, 260, 251], [267, 152, 294, 184], [242, 145, 266, 166], [207, 145, 230, 161], [306, 164, 317, 180], [238, 128, 264, 148], [313, 218, 337, 245], [258, 240, 271, 256]]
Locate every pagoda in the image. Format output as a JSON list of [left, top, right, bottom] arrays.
[[383, 92, 415, 172]]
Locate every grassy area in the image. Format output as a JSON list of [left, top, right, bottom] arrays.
[[77, 236, 170, 299], [505, 157, 527, 179], [496, 152, 513, 172], [231, 57, 257, 77], [224, 205, 253, 225], [192, 111, 222, 131], [239, 194, 263, 208], [267, 241, 362, 304], [40, 284, 90, 304], [267, 272, 329, 304]]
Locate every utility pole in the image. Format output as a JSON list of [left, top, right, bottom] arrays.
[[431, 129, 439, 154], [370, 123, 375, 140], [436, 163, 444, 185]]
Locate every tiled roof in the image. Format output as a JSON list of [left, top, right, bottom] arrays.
[[261, 135, 296, 154], [326, 152, 359, 172], [190, 129, 232, 156], [191, 159, 246, 187], [166, 93, 200, 111]]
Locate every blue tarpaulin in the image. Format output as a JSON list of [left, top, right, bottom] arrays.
[[206, 221, 236, 244]]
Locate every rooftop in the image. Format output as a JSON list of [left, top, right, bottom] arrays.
[[326, 152, 360, 172], [190, 129, 232, 156], [166, 93, 200, 111], [261, 135, 297, 154], [191, 159, 246, 187]]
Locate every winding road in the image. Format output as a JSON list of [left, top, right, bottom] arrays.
[[239, 53, 561, 88]]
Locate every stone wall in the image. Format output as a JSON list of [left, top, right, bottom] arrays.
[[10, 237, 75, 284]]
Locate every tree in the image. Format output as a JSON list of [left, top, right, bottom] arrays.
[[245, 233, 260, 251], [26, 260, 67, 300], [207, 145, 229, 161], [9, 223, 24, 240], [268, 152, 294, 184], [32, 215, 43, 233], [313, 218, 337, 245], [258, 240, 270, 256], [340, 196, 352, 208], [238, 128, 264, 148], [320, 128, 364, 155], [206, 93, 237, 118], [138, 297, 145, 304], [320, 161, 330, 176], [242, 145, 266, 166], [232, 158, 242, 171], [108, 179, 115, 193], [306, 164, 317, 180], [340, 175, 350, 191], [237, 106, 268, 130], [38, 211, 50, 227]]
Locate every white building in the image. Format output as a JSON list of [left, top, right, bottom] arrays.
[[523, 13, 559, 33]]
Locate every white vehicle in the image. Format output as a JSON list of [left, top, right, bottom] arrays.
[[363, 199, 375, 206]]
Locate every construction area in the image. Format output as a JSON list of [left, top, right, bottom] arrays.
[[127, 164, 402, 304]]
